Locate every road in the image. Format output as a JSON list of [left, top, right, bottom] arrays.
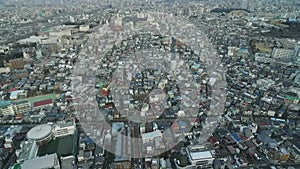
[[131, 124, 144, 169]]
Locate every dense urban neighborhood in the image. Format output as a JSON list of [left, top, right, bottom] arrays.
[[0, 0, 300, 169]]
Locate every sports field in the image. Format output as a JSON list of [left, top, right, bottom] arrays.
[[14, 93, 60, 105]]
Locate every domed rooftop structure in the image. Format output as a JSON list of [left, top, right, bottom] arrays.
[[27, 124, 53, 145]]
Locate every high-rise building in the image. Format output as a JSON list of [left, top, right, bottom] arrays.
[[241, 0, 248, 10], [294, 41, 300, 65], [114, 16, 123, 31]]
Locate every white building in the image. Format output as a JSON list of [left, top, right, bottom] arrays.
[[54, 119, 76, 138], [79, 25, 90, 32], [142, 130, 162, 143], [272, 48, 294, 62], [0, 104, 14, 116], [0, 100, 31, 117], [255, 53, 274, 63], [187, 145, 214, 168], [12, 101, 31, 114], [10, 90, 27, 100], [0, 67, 10, 74]]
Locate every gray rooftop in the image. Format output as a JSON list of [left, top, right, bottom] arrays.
[[27, 124, 52, 141], [22, 153, 60, 169]]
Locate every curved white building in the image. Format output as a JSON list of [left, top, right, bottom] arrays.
[[27, 124, 53, 145]]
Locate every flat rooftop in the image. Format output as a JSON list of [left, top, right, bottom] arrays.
[[0, 100, 12, 108], [142, 130, 162, 139], [22, 153, 59, 169], [189, 150, 213, 161]]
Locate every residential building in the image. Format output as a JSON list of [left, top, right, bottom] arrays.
[[272, 48, 294, 62], [0, 100, 14, 117], [12, 100, 31, 114]]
